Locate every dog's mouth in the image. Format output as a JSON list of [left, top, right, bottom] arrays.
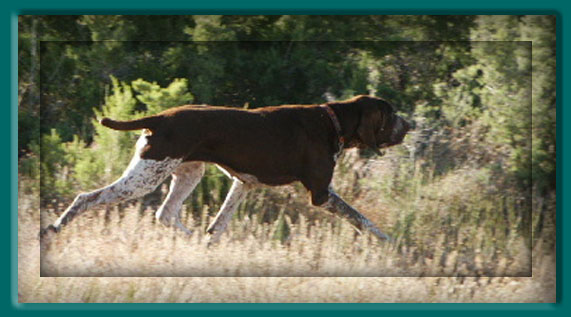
[[392, 117, 410, 143], [378, 117, 411, 149]]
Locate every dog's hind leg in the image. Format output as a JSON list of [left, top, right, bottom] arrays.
[[205, 178, 251, 245], [155, 161, 205, 235], [40, 135, 182, 238]]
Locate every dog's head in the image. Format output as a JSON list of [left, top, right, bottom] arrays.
[[348, 95, 411, 153]]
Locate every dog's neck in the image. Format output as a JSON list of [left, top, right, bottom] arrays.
[[321, 104, 344, 144], [327, 103, 361, 145]]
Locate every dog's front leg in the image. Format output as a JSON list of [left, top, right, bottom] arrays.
[[323, 191, 391, 241], [205, 178, 250, 246]]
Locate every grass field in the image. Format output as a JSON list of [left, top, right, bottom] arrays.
[[19, 146, 556, 302], [18, 190, 555, 303]]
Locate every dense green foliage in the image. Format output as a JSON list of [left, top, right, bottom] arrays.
[[20, 15, 556, 252]]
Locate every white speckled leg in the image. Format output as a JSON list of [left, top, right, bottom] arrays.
[[322, 190, 391, 241], [205, 178, 251, 245], [155, 161, 205, 235], [45, 135, 182, 234]]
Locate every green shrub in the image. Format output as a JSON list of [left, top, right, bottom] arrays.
[[38, 129, 73, 205]]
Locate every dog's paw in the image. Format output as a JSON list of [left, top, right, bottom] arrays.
[[38, 225, 59, 240], [205, 233, 221, 248]]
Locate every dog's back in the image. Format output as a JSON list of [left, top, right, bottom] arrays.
[[104, 104, 333, 185]]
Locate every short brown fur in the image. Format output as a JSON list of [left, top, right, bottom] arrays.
[[101, 95, 410, 206]]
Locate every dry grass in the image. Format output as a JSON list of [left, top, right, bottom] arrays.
[[19, 140, 556, 303], [20, 193, 555, 303]]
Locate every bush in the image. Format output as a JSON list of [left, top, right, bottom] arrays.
[[38, 129, 73, 206]]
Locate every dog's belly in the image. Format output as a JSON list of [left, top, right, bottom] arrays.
[[214, 163, 297, 186], [184, 153, 298, 186], [186, 140, 302, 186], [215, 164, 260, 184]]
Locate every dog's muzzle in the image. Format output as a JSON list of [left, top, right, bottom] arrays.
[[390, 116, 411, 145]]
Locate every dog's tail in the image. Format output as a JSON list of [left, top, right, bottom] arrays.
[[99, 116, 161, 131]]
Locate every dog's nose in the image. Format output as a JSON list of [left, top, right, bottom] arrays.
[[397, 117, 411, 133], [403, 119, 412, 132]]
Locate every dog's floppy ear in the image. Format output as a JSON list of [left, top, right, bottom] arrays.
[[356, 107, 384, 156]]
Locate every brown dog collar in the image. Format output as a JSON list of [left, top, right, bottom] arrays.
[[320, 104, 346, 152]]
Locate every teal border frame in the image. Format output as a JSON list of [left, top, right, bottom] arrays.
[[3, 0, 566, 314]]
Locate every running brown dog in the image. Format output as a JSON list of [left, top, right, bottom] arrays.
[[40, 95, 410, 244]]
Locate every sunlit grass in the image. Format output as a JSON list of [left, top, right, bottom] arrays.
[[19, 145, 555, 302]]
